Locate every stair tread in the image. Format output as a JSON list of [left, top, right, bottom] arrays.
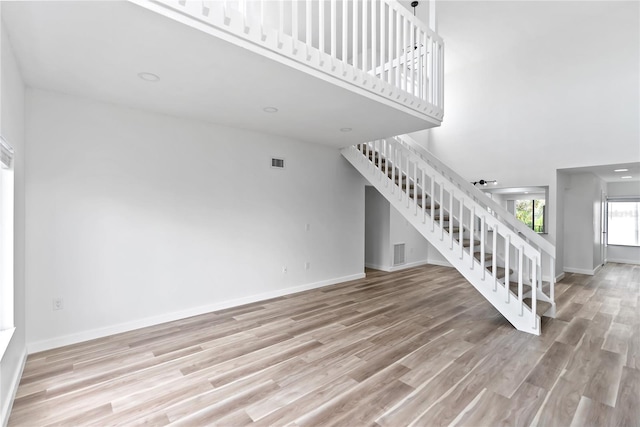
[[508, 281, 533, 294], [416, 200, 441, 209], [486, 265, 513, 279], [458, 238, 480, 247], [523, 298, 553, 317], [474, 252, 492, 262]]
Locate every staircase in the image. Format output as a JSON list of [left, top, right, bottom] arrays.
[[343, 136, 556, 335]]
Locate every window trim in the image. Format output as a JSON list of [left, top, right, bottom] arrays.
[[0, 135, 14, 360], [606, 198, 640, 247]]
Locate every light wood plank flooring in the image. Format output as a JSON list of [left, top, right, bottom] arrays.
[[9, 262, 640, 426]]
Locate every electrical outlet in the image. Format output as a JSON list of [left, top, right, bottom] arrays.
[[52, 298, 64, 311], [305, 223, 311, 231], [282, 266, 287, 273], [305, 261, 310, 270]]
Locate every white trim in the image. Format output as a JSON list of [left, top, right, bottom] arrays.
[[0, 346, 27, 427], [388, 260, 429, 272], [593, 264, 603, 275], [606, 196, 640, 202], [426, 257, 452, 267], [606, 258, 640, 265], [563, 266, 599, 276], [366, 260, 430, 273], [555, 272, 566, 282], [27, 273, 365, 354], [365, 263, 391, 272]]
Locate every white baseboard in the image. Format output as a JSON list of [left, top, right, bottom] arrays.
[[1, 347, 27, 427], [27, 273, 365, 354], [606, 258, 640, 265], [593, 264, 603, 275], [564, 266, 598, 276], [426, 258, 452, 268], [365, 263, 391, 272], [389, 260, 430, 272], [366, 260, 430, 273], [555, 272, 566, 282]]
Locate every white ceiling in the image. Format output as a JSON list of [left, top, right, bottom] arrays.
[[559, 162, 640, 183], [1, 1, 435, 148]]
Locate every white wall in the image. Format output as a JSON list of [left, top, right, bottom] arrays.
[[0, 15, 27, 426], [365, 186, 390, 269], [25, 89, 365, 352], [563, 173, 606, 275], [417, 1, 640, 274], [364, 186, 429, 271], [606, 180, 640, 264]]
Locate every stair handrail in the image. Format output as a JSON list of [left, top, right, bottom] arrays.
[[369, 139, 542, 261], [347, 140, 556, 333], [395, 135, 556, 258]]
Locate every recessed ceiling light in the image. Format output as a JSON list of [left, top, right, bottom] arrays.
[[621, 176, 633, 179], [263, 107, 278, 113], [340, 127, 352, 132], [137, 72, 160, 82], [614, 168, 629, 172]]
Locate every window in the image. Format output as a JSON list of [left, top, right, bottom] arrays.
[[0, 136, 15, 357], [607, 201, 640, 247], [515, 199, 545, 233]]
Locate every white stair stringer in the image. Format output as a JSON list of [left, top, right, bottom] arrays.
[[342, 140, 557, 335]]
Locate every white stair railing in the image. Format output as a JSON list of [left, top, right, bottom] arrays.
[[342, 137, 556, 335], [132, 0, 444, 120], [398, 135, 556, 290]]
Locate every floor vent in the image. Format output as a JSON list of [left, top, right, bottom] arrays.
[[393, 243, 406, 266], [271, 158, 285, 169]]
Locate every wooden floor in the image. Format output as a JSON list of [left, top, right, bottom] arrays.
[[9, 263, 640, 426]]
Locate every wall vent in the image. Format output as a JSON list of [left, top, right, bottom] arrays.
[[393, 243, 406, 266], [271, 158, 285, 169]]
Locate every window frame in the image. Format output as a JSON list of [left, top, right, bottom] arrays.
[[606, 198, 640, 248], [0, 135, 15, 358], [514, 198, 546, 234]]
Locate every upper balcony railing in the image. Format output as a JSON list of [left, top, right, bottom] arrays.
[[138, 0, 444, 122]]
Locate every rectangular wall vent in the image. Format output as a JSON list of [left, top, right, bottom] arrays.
[[271, 158, 285, 169], [393, 243, 406, 266]]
